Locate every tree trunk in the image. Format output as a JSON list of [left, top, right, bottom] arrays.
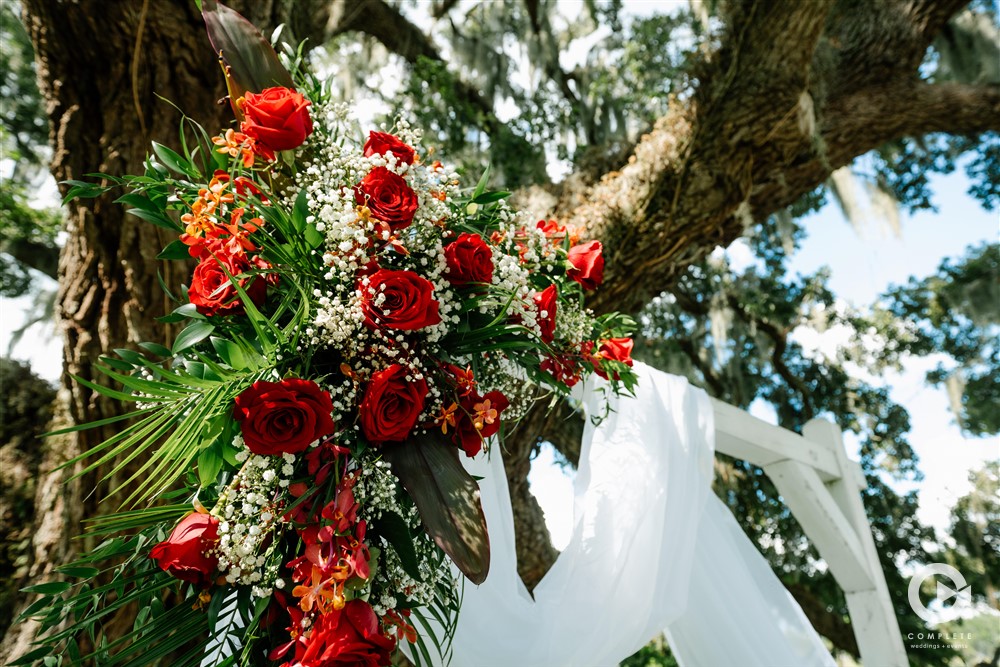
[[2, 1, 328, 661]]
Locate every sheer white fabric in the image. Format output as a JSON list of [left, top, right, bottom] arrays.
[[425, 362, 835, 667]]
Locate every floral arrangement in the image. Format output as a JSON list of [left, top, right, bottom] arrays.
[[19, 2, 635, 666]]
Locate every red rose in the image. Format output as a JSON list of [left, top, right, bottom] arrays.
[[360, 268, 442, 331], [360, 364, 428, 443], [567, 240, 604, 290], [363, 131, 416, 165], [234, 378, 335, 456], [454, 390, 510, 457], [444, 233, 494, 285], [150, 512, 220, 587], [533, 284, 558, 344], [286, 600, 395, 667], [584, 337, 635, 380], [187, 243, 267, 317], [354, 167, 418, 231], [240, 86, 313, 153]]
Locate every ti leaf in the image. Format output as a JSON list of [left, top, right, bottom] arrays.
[[202, 0, 294, 106], [382, 433, 490, 585]]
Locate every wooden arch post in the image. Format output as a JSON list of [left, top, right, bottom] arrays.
[[711, 400, 909, 666]]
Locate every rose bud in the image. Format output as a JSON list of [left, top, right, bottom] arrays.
[[150, 512, 220, 587], [567, 240, 604, 290]]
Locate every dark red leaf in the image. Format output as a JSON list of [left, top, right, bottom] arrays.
[[202, 0, 294, 103], [381, 433, 490, 584]]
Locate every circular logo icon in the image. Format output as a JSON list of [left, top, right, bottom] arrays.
[[907, 563, 971, 621]]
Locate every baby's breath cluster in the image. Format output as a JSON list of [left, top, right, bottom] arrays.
[[214, 443, 296, 593]]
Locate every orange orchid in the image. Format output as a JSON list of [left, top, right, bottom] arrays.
[[472, 398, 499, 432], [181, 198, 221, 239], [212, 128, 256, 168], [291, 563, 349, 614], [198, 176, 235, 209], [435, 402, 459, 434]]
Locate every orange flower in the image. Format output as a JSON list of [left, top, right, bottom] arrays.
[[212, 128, 256, 168], [198, 176, 235, 209], [181, 198, 221, 239], [472, 398, 499, 431], [435, 403, 459, 434], [292, 564, 348, 614]]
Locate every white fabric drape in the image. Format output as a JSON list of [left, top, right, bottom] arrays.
[[429, 362, 835, 667]]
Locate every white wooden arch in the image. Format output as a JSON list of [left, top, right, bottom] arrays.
[[710, 398, 908, 667]]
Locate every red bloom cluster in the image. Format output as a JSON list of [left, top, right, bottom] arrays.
[[179, 172, 273, 317], [269, 468, 397, 666], [134, 100, 631, 667], [277, 600, 394, 667]]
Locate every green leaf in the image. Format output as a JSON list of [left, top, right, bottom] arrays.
[[172, 321, 215, 354], [211, 336, 247, 370], [381, 433, 490, 584], [126, 207, 181, 232], [9, 647, 52, 666], [116, 192, 163, 214], [98, 355, 135, 372], [61, 179, 111, 202], [113, 348, 146, 366], [203, 587, 248, 666], [197, 444, 224, 488], [157, 240, 192, 261], [56, 566, 100, 579], [291, 187, 308, 233], [372, 511, 423, 581], [22, 581, 72, 595], [472, 190, 510, 204], [159, 302, 207, 324], [151, 141, 198, 178], [472, 163, 491, 201], [139, 341, 174, 358], [202, 0, 294, 98], [304, 223, 324, 249]]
